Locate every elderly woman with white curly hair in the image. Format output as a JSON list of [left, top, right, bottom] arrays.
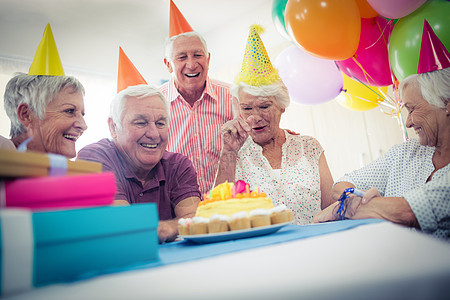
[[313, 68, 450, 240], [214, 79, 335, 225]]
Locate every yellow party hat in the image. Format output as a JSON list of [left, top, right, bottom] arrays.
[[28, 23, 65, 76], [235, 25, 280, 86]]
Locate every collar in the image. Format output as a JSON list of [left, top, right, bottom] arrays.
[[113, 141, 166, 186], [167, 76, 218, 104], [243, 129, 289, 152]]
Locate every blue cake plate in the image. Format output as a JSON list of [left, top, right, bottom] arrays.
[[179, 221, 293, 244]]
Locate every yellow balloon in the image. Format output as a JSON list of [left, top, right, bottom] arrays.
[[336, 74, 388, 111]]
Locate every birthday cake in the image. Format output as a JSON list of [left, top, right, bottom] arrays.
[[178, 181, 293, 235]]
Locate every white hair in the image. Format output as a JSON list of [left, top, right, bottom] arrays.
[[3, 73, 85, 137], [164, 31, 208, 60], [109, 84, 170, 130], [399, 68, 450, 108], [230, 81, 290, 109]]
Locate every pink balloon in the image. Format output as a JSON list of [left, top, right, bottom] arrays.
[[275, 45, 343, 105], [367, 0, 427, 19], [336, 16, 394, 87]]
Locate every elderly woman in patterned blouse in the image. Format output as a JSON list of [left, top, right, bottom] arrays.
[[214, 80, 335, 225], [313, 68, 450, 240]]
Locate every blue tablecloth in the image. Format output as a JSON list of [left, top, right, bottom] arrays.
[[76, 219, 384, 281], [137, 219, 384, 270]]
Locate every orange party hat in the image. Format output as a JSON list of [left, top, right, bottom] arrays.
[[169, 0, 193, 38], [117, 47, 147, 93], [28, 23, 65, 76]]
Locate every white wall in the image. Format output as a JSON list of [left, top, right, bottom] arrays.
[[0, 0, 415, 179]]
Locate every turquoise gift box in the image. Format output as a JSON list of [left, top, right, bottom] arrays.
[[0, 203, 159, 296]]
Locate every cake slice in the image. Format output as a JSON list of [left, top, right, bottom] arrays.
[[208, 214, 230, 233], [189, 216, 209, 235], [270, 204, 294, 224], [178, 218, 191, 235], [229, 211, 251, 231], [249, 208, 271, 227]]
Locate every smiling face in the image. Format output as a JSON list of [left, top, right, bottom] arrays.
[[29, 87, 87, 158], [238, 90, 284, 146], [403, 82, 443, 147], [110, 95, 169, 177], [165, 35, 210, 96]]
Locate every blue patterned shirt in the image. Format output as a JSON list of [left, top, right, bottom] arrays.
[[337, 138, 450, 240]]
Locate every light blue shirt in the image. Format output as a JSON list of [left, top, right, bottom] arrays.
[[337, 138, 450, 240]]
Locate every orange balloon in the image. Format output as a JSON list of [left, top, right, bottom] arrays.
[[355, 0, 379, 18], [285, 0, 361, 60]]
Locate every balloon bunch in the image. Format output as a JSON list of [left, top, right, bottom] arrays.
[[272, 0, 449, 118]]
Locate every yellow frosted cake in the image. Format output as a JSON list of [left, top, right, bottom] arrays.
[[195, 181, 273, 218], [178, 181, 294, 236]]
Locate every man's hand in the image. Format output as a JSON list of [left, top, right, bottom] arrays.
[[157, 220, 179, 243], [156, 196, 200, 243]]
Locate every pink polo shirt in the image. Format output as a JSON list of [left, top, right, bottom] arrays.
[[159, 77, 235, 195]]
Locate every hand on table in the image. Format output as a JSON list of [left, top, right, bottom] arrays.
[[313, 187, 381, 223], [157, 220, 178, 244], [312, 195, 362, 223]]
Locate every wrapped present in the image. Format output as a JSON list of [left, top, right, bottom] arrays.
[[0, 203, 160, 296], [1, 172, 116, 209], [0, 149, 102, 178]]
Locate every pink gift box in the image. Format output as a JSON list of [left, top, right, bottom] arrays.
[[1, 172, 116, 209]]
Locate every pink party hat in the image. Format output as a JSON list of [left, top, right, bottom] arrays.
[[417, 19, 450, 74]]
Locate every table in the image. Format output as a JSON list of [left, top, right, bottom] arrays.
[[5, 221, 450, 300]]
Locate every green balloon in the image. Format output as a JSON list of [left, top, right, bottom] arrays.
[[272, 0, 290, 40], [389, 0, 450, 81]]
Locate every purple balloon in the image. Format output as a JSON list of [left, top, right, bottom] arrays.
[[367, 0, 427, 19], [275, 45, 343, 105]]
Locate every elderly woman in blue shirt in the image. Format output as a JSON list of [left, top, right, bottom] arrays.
[[313, 68, 450, 240]]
